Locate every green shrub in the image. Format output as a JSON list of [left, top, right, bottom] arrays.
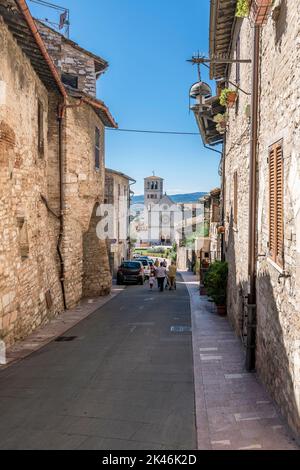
[[235, 0, 250, 18], [204, 261, 228, 306]]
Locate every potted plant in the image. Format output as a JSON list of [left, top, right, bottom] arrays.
[[219, 88, 237, 108], [204, 261, 228, 316], [200, 285, 207, 296], [214, 113, 228, 134], [217, 225, 225, 234], [200, 258, 210, 295], [251, 0, 274, 25], [235, 0, 250, 18]]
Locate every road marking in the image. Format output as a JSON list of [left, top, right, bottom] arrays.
[[170, 326, 192, 333], [144, 298, 154, 301], [211, 440, 231, 446], [238, 444, 262, 450], [234, 413, 261, 422], [200, 347, 218, 352], [200, 355, 223, 361], [225, 374, 246, 379]]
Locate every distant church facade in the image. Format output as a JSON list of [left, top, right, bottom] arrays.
[[138, 175, 179, 246]]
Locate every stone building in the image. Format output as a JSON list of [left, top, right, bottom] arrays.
[[104, 168, 136, 276], [144, 175, 164, 205], [0, 0, 117, 347], [203, 0, 300, 437]]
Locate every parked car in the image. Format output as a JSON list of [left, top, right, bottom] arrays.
[[136, 258, 151, 278], [117, 261, 144, 285]]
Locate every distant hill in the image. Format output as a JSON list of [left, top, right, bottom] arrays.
[[132, 192, 207, 205]]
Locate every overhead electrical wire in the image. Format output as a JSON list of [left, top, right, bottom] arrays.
[[106, 128, 201, 136]]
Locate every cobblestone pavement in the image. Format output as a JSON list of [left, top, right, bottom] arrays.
[[181, 271, 299, 450]]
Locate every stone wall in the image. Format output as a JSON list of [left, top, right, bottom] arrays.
[[223, 16, 252, 336], [62, 99, 112, 307], [223, 0, 300, 436], [0, 19, 64, 346], [105, 170, 131, 275], [256, 0, 300, 435], [37, 21, 97, 97]]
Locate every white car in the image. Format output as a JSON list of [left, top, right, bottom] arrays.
[[136, 258, 151, 278]]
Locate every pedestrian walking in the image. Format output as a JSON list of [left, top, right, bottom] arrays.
[[155, 262, 167, 292], [154, 259, 160, 268], [149, 268, 156, 290], [162, 258, 167, 267], [167, 261, 177, 290]]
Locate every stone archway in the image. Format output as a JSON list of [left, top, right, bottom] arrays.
[[82, 203, 112, 298]]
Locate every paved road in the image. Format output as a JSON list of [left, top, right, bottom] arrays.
[[0, 277, 196, 450]]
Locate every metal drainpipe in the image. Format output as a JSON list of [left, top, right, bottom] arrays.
[[128, 179, 136, 259], [57, 107, 67, 310], [220, 139, 226, 262], [56, 98, 86, 310], [246, 25, 261, 372]]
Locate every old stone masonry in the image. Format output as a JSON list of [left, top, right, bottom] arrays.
[[0, 0, 117, 347]]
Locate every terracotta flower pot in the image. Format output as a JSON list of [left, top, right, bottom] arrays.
[[200, 286, 207, 296], [216, 305, 227, 316], [251, 0, 273, 25], [226, 91, 237, 108]]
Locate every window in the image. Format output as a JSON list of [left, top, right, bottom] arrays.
[[233, 171, 238, 226], [269, 141, 284, 267], [38, 100, 44, 156], [61, 73, 78, 89], [95, 127, 100, 170]]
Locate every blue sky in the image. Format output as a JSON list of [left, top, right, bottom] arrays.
[[28, 0, 221, 195]]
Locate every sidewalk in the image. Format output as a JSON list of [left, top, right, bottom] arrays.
[[0, 283, 125, 370], [180, 271, 299, 450]]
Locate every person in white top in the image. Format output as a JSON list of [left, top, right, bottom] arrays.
[[155, 262, 167, 292]]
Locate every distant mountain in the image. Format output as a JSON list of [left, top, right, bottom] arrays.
[[132, 192, 207, 205]]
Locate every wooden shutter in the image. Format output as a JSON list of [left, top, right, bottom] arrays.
[[233, 171, 238, 226], [269, 142, 284, 266]]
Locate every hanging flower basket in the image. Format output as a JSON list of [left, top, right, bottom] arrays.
[[213, 113, 228, 124], [235, 0, 250, 18], [214, 113, 228, 135], [251, 0, 273, 25], [219, 88, 237, 108]]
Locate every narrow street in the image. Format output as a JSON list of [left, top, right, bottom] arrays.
[[0, 279, 196, 450]]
